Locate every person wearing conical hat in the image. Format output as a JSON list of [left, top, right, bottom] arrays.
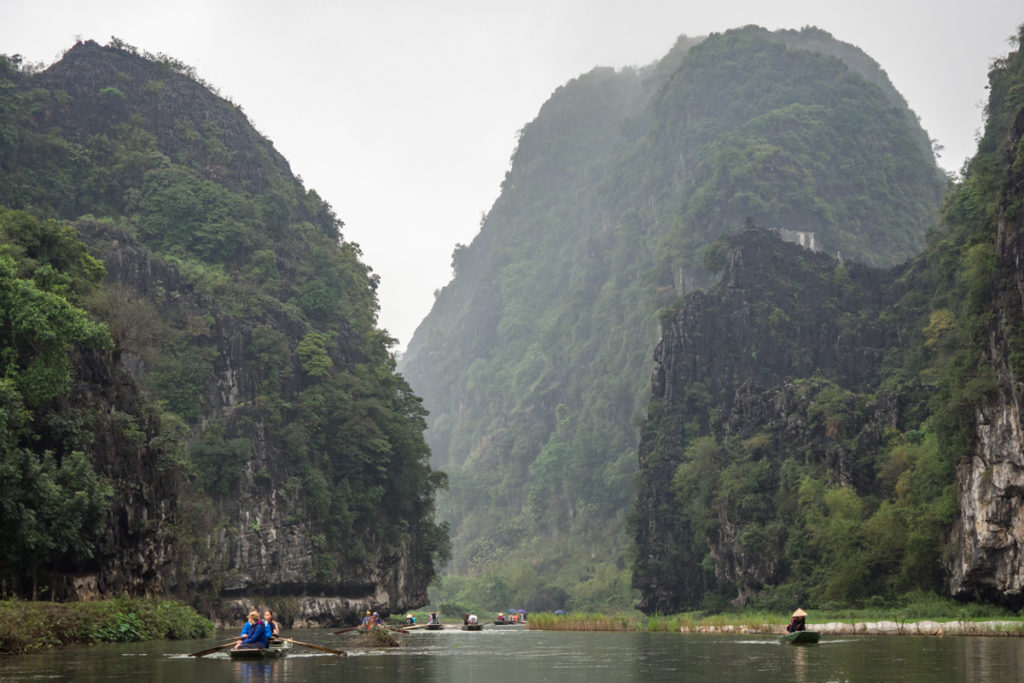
[[786, 608, 807, 632]]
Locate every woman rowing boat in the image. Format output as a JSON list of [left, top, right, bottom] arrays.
[[234, 611, 269, 650]]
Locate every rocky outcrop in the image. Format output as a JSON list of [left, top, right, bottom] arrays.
[[33, 40, 295, 197], [634, 229, 904, 612], [947, 105, 1024, 607], [68, 220, 430, 624]]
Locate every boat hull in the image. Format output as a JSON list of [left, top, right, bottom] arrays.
[[426, 624, 444, 630], [779, 630, 820, 644], [228, 641, 291, 659], [462, 624, 483, 631]]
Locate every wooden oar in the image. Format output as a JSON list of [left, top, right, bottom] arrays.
[[188, 638, 242, 657], [384, 625, 410, 634], [276, 636, 346, 656], [332, 625, 363, 635]]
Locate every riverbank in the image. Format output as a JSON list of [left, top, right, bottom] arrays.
[[678, 620, 1024, 636], [528, 607, 1024, 637], [0, 598, 214, 655]]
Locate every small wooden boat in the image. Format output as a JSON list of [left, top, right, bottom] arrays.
[[779, 630, 820, 644], [228, 640, 292, 660], [461, 623, 483, 631], [426, 623, 444, 630]]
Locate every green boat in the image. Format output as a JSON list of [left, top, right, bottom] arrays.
[[228, 640, 292, 660], [779, 630, 820, 644]]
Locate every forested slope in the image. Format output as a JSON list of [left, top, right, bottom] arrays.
[[635, 24, 1024, 612], [0, 40, 447, 623], [400, 26, 946, 609]]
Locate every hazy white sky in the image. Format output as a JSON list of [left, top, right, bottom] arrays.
[[2, 1, 1021, 349]]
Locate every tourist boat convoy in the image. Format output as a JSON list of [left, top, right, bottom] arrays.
[[196, 608, 823, 660]]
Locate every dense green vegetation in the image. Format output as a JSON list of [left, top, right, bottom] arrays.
[[633, 25, 1024, 612], [0, 40, 447, 602], [0, 207, 113, 598], [401, 26, 946, 610], [0, 598, 213, 654]]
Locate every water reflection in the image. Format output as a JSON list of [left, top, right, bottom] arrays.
[[791, 641, 808, 682], [235, 660, 275, 682], [1, 629, 1023, 681]]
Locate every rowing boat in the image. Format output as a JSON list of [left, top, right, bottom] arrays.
[[228, 640, 292, 660], [461, 624, 483, 631], [779, 630, 819, 644], [426, 623, 444, 630]]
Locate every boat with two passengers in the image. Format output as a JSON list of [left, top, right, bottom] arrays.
[[228, 639, 292, 660]]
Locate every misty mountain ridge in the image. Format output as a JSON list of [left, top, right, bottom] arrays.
[[400, 25, 947, 610]]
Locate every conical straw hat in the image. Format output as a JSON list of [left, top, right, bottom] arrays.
[[792, 608, 807, 617]]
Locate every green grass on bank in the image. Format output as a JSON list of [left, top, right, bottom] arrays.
[[527, 594, 1024, 632], [0, 598, 214, 655]]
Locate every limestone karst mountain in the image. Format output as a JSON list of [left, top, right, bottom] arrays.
[[635, 24, 1024, 612], [400, 25, 946, 609], [0, 40, 447, 623]]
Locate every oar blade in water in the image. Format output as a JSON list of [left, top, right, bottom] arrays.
[[188, 639, 240, 657], [277, 636, 346, 656]]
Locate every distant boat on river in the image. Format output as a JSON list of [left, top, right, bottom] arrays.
[[779, 630, 820, 644]]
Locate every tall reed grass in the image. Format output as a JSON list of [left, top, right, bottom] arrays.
[[528, 613, 639, 631], [529, 611, 782, 632]]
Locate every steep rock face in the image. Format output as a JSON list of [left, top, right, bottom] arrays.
[[710, 380, 904, 605], [947, 105, 1024, 607], [75, 220, 430, 624], [60, 345, 179, 601], [634, 230, 904, 612], [650, 233, 895, 407]]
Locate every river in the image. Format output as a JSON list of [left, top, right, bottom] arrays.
[[2, 626, 1023, 681]]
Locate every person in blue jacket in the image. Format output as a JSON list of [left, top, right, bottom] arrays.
[[234, 611, 269, 649]]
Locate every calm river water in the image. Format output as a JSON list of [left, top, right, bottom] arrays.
[[2, 626, 1023, 682]]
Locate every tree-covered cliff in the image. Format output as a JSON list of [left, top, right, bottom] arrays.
[[400, 26, 946, 609], [634, 24, 1024, 612], [0, 40, 447, 622]]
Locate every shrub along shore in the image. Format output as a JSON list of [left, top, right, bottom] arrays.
[[0, 598, 214, 655], [528, 608, 1024, 637]]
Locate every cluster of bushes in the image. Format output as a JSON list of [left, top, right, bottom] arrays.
[[0, 598, 213, 654]]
